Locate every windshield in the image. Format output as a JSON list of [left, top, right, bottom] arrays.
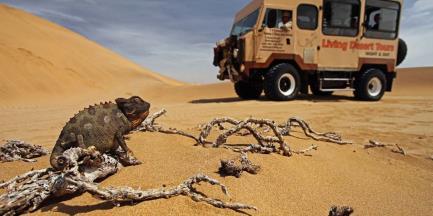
[[230, 9, 260, 37]]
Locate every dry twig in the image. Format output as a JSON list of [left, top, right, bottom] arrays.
[[293, 144, 319, 156], [364, 140, 409, 156], [392, 144, 407, 156], [0, 147, 255, 215], [364, 140, 391, 149], [135, 109, 199, 142], [279, 117, 351, 145], [0, 140, 48, 163]]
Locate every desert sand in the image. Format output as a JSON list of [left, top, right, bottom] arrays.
[[1, 4, 433, 215]]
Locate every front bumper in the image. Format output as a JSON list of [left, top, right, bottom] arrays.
[[213, 36, 245, 82]]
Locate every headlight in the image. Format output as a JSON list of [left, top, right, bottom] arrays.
[[233, 48, 239, 58], [216, 39, 226, 47]]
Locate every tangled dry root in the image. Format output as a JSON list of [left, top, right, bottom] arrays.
[[0, 147, 255, 215], [136, 109, 351, 157], [0, 140, 48, 163]]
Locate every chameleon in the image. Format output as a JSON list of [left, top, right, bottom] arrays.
[[50, 96, 150, 170]]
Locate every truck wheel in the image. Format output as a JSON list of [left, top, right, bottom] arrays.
[[310, 80, 333, 96], [264, 63, 301, 101], [396, 38, 407, 66], [354, 69, 386, 101], [234, 80, 263, 100]]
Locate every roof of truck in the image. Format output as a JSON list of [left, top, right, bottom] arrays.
[[234, 0, 404, 23]]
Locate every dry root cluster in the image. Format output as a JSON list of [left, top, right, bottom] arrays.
[[0, 140, 48, 163], [136, 109, 351, 157], [219, 153, 260, 178], [328, 205, 354, 216], [0, 147, 255, 215]]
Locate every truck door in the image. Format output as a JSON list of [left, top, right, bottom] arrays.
[[295, 4, 321, 67], [254, 9, 294, 65], [318, 0, 361, 70], [357, 0, 401, 73]]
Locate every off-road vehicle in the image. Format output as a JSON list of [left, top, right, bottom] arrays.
[[213, 0, 407, 101]]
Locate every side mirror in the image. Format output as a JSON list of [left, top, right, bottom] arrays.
[[360, 22, 367, 40], [258, 24, 266, 32]]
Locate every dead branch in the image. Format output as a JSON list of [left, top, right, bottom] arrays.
[[280, 118, 352, 145], [0, 140, 48, 163], [231, 144, 276, 154], [219, 153, 260, 178], [364, 140, 392, 149], [202, 117, 291, 156], [293, 144, 319, 156], [328, 205, 354, 216], [0, 148, 120, 215], [135, 109, 199, 142], [0, 147, 255, 215], [392, 144, 407, 156], [0, 168, 51, 190], [66, 173, 256, 210], [136, 109, 350, 158], [364, 140, 410, 157]]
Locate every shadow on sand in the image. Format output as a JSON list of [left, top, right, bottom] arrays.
[[189, 94, 356, 104], [41, 201, 114, 216], [39, 194, 252, 216]]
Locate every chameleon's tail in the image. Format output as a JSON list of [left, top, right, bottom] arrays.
[[50, 141, 67, 170]]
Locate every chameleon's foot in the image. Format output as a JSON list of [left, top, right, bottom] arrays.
[[119, 154, 142, 166], [115, 150, 142, 166], [82, 155, 103, 167], [86, 146, 97, 152]]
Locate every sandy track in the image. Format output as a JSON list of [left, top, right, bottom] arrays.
[[2, 71, 433, 215]]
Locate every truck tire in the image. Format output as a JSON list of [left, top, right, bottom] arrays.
[[310, 79, 333, 96], [354, 68, 386, 101], [234, 80, 263, 100], [264, 63, 301, 101], [396, 38, 407, 66]]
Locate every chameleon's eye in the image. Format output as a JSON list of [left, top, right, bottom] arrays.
[[134, 97, 142, 103]]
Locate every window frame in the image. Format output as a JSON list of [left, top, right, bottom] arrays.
[[363, 0, 401, 40], [297, 4, 319, 30], [261, 8, 293, 29], [321, 0, 362, 37], [230, 8, 260, 37]]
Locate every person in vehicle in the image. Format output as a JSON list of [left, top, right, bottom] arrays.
[[278, 11, 293, 30], [371, 13, 381, 30]]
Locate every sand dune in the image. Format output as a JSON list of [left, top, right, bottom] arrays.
[[0, 4, 182, 105], [1, 4, 433, 216]]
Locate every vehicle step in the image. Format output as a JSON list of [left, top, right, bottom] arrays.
[[321, 78, 350, 81]]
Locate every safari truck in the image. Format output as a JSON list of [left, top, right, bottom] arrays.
[[213, 0, 407, 101]]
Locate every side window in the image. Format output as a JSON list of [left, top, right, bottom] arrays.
[[297, 4, 318, 30], [364, 0, 400, 39], [262, 9, 293, 29], [322, 0, 360, 37]]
